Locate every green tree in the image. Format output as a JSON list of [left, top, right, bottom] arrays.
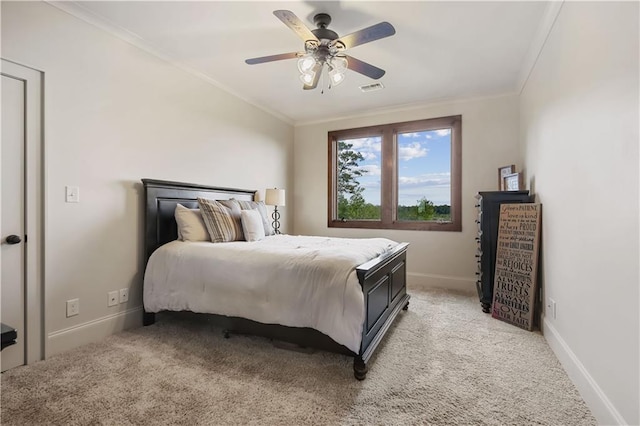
[[338, 141, 366, 195], [337, 141, 372, 219], [434, 204, 451, 216], [397, 196, 436, 221], [417, 197, 435, 220]]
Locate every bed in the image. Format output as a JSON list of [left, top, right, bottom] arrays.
[[142, 178, 410, 379]]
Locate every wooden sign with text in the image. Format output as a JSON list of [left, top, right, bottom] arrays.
[[491, 203, 541, 330]]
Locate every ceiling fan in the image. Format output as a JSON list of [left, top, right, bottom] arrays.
[[245, 10, 396, 90]]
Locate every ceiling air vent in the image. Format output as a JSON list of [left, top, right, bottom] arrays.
[[359, 83, 384, 93]]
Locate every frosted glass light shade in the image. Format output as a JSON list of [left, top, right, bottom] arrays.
[[328, 68, 345, 85], [300, 72, 315, 85], [297, 56, 316, 73], [265, 188, 285, 206], [331, 56, 348, 72]]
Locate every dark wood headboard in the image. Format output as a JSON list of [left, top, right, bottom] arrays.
[[142, 179, 255, 262]]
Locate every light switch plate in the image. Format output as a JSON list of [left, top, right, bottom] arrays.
[[65, 186, 80, 203]]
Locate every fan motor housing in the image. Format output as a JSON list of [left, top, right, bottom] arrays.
[[312, 13, 338, 41], [312, 27, 338, 41]]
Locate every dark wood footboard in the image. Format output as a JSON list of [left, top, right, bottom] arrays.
[[142, 178, 410, 380], [355, 242, 410, 379]]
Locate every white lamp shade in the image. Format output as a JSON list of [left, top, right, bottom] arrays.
[[265, 188, 285, 206]]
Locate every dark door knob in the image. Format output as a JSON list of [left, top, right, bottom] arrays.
[[5, 235, 21, 245]]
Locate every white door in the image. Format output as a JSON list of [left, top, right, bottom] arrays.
[[1, 59, 44, 372], [1, 71, 26, 371]]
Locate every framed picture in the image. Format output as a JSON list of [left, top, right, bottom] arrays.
[[503, 173, 521, 191], [498, 165, 515, 190]]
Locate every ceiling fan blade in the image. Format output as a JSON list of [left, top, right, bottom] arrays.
[[245, 52, 300, 65], [331, 22, 396, 50], [273, 10, 319, 42], [344, 55, 386, 80], [303, 63, 323, 90]]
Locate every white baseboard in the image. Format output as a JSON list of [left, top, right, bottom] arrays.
[[543, 316, 627, 425], [47, 306, 143, 357], [407, 272, 476, 295]]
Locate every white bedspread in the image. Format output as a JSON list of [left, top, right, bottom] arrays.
[[143, 235, 399, 353]]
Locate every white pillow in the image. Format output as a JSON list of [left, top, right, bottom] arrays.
[[174, 204, 210, 242], [235, 199, 274, 236], [240, 209, 266, 242]]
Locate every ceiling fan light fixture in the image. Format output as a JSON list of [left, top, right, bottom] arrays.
[[328, 67, 345, 86], [300, 71, 316, 85], [245, 10, 395, 91], [297, 56, 316, 73], [330, 56, 348, 73]]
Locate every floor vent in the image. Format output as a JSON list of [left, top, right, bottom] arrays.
[[359, 83, 384, 92]]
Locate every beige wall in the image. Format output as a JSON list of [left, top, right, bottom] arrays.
[[520, 2, 639, 424], [1, 1, 293, 355], [293, 95, 521, 292], [4, 2, 638, 423]]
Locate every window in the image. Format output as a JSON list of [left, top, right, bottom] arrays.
[[328, 115, 461, 231]]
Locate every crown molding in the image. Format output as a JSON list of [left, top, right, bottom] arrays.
[[517, 1, 565, 94]]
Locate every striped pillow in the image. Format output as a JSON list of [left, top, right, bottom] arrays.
[[236, 199, 273, 236], [216, 199, 245, 241], [197, 198, 242, 243]]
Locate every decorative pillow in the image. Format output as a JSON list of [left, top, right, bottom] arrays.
[[174, 204, 209, 242], [240, 209, 266, 242], [197, 198, 242, 243], [216, 199, 245, 241], [235, 199, 273, 236]]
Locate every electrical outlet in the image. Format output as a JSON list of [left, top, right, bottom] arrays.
[[119, 288, 129, 304], [66, 299, 79, 317], [546, 298, 556, 319], [108, 291, 118, 307]]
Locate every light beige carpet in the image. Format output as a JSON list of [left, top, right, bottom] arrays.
[[1, 288, 595, 425]]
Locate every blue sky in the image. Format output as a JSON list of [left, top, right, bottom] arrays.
[[342, 129, 451, 206]]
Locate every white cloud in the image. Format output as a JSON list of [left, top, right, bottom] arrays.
[[398, 172, 450, 187], [361, 180, 381, 189], [341, 137, 381, 167], [360, 164, 381, 176], [400, 129, 450, 142], [360, 151, 378, 161], [347, 137, 381, 153], [401, 132, 422, 138], [398, 142, 428, 161], [397, 173, 451, 205]]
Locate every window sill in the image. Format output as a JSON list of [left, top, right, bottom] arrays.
[[328, 220, 461, 232]]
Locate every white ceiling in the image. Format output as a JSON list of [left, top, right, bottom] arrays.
[[54, 1, 551, 125]]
